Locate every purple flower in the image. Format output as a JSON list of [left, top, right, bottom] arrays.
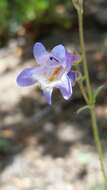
[[16, 42, 79, 104]]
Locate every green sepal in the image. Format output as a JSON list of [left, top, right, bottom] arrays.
[[77, 75, 86, 82]]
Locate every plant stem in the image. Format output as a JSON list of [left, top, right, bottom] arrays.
[[77, 7, 107, 188], [77, 10, 92, 102], [90, 107, 107, 184], [78, 80, 88, 103]]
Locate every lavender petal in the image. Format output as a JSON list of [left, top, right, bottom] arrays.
[[33, 42, 47, 64], [51, 45, 65, 63], [66, 51, 80, 63], [16, 68, 37, 87], [56, 74, 72, 100], [67, 71, 77, 86], [68, 71, 77, 81], [66, 51, 80, 72]]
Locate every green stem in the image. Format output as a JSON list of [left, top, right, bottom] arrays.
[[77, 6, 107, 188], [90, 107, 107, 184], [78, 80, 88, 103], [77, 10, 92, 102]]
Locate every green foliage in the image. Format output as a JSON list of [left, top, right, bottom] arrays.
[[77, 105, 90, 114], [92, 184, 105, 190], [94, 85, 105, 101], [0, 0, 9, 33], [0, 0, 73, 35], [0, 138, 12, 153]]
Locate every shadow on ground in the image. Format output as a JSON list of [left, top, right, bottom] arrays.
[[0, 89, 107, 174]]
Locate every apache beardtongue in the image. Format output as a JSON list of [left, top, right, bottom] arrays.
[[16, 42, 79, 104]]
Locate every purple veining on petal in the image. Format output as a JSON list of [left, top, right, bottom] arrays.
[[48, 55, 61, 67], [16, 68, 37, 87], [33, 42, 48, 64], [49, 56, 59, 63]]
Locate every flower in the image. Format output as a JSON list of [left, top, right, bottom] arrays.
[[16, 42, 79, 104]]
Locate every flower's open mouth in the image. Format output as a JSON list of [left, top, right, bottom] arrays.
[[48, 66, 63, 82]]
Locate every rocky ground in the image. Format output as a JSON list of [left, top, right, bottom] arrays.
[[0, 24, 107, 190]]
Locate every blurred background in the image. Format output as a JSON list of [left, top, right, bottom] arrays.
[[0, 0, 107, 189]]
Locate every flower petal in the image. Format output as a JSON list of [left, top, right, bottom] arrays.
[[56, 74, 72, 100], [43, 88, 53, 105], [16, 68, 37, 87], [66, 52, 80, 63], [67, 71, 77, 87], [51, 45, 65, 64], [33, 42, 47, 64], [66, 51, 80, 72], [68, 71, 77, 82]]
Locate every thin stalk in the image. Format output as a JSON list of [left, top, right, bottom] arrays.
[[90, 107, 107, 184], [77, 10, 93, 102], [77, 7, 107, 187], [75, 66, 88, 103], [78, 80, 88, 103]]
